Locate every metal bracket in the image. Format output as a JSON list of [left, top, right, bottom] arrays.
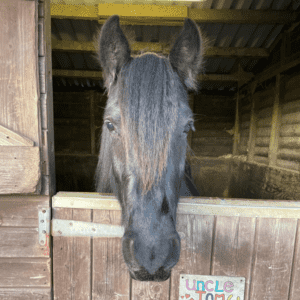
[[51, 219, 124, 238], [39, 207, 51, 246]]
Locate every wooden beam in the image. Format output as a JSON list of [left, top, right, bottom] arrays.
[[189, 8, 297, 24], [51, 4, 98, 20], [51, 3, 297, 25], [247, 82, 258, 162], [52, 69, 252, 83], [52, 38, 269, 58]]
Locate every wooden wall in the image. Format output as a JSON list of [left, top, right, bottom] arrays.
[[191, 94, 235, 157], [54, 90, 105, 191]]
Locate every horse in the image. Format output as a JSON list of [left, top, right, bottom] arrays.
[[95, 15, 203, 281]]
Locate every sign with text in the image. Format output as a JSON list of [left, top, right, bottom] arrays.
[[179, 274, 245, 300]]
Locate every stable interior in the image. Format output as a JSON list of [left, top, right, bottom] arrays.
[[51, 2, 300, 201]]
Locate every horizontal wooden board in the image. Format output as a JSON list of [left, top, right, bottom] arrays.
[[0, 258, 50, 287], [0, 146, 40, 194], [0, 288, 50, 300], [0, 195, 49, 227], [0, 228, 49, 258]]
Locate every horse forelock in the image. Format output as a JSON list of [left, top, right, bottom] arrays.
[[118, 54, 185, 193]]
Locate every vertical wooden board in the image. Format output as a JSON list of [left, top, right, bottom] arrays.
[[0, 1, 39, 144], [289, 220, 300, 300], [131, 277, 170, 300], [249, 218, 297, 300], [92, 210, 130, 299], [53, 208, 91, 300], [212, 216, 256, 300], [170, 215, 215, 300]]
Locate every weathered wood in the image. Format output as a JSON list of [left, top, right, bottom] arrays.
[[0, 195, 49, 227], [281, 111, 300, 124], [170, 214, 214, 300], [279, 136, 300, 148], [0, 1, 39, 144], [269, 74, 282, 167], [92, 210, 130, 300], [0, 125, 34, 146], [0, 288, 50, 300], [53, 208, 91, 300], [0, 228, 49, 258], [280, 123, 300, 137], [255, 137, 271, 147], [0, 146, 40, 194], [289, 220, 300, 300], [276, 159, 300, 171], [212, 216, 256, 300], [249, 218, 297, 300], [254, 146, 269, 156], [0, 258, 50, 287], [278, 148, 300, 161]]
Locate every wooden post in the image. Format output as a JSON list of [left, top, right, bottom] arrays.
[[188, 93, 194, 149], [232, 90, 240, 156], [90, 91, 96, 155], [247, 81, 258, 162], [268, 74, 282, 167]]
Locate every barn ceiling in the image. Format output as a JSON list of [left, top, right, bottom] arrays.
[[50, 0, 300, 93]]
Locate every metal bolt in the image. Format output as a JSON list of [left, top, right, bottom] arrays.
[[42, 209, 46, 213], [40, 240, 44, 244], [69, 222, 73, 226], [92, 228, 96, 231], [42, 230, 46, 234], [58, 230, 62, 235], [41, 219, 44, 223]]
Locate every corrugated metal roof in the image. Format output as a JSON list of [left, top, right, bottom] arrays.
[[51, 0, 300, 91]]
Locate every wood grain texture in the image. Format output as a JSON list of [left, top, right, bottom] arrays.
[[170, 214, 214, 300], [0, 258, 50, 287], [249, 218, 297, 300], [288, 220, 300, 300], [0, 195, 49, 227], [92, 210, 130, 300], [0, 125, 34, 146], [53, 208, 91, 300], [212, 216, 256, 300], [0, 146, 40, 194], [0, 288, 50, 300], [0, 1, 39, 144]]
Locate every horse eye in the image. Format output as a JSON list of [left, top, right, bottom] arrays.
[[106, 121, 115, 131], [183, 121, 194, 134]]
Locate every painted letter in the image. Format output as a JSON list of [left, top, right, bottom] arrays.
[[186, 279, 196, 290], [215, 295, 225, 300], [197, 281, 205, 291], [215, 281, 224, 292], [205, 280, 214, 292], [227, 296, 233, 300], [224, 281, 234, 293], [206, 294, 214, 300], [196, 290, 206, 300]]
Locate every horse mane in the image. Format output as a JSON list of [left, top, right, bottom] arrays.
[[95, 53, 188, 193]]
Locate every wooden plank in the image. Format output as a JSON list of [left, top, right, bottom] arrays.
[[0, 258, 50, 287], [289, 220, 300, 300], [131, 279, 169, 300], [248, 84, 258, 162], [0, 146, 40, 194], [53, 208, 91, 300], [0, 195, 49, 227], [0, 1, 39, 144], [51, 3, 98, 20], [0, 125, 34, 146], [212, 216, 256, 300], [0, 288, 50, 300], [92, 210, 130, 299], [52, 192, 300, 218], [170, 214, 214, 300], [249, 218, 298, 300], [0, 228, 49, 258], [268, 74, 282, 167]]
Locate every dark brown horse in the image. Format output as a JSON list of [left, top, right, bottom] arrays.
[[95, 15, 203, 281]]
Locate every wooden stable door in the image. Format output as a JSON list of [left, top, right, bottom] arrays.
[[52, 192, 300, 300]]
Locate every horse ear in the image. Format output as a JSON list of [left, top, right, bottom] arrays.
[[169, 18, 204, 91], [98, 15, 131, 89]]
